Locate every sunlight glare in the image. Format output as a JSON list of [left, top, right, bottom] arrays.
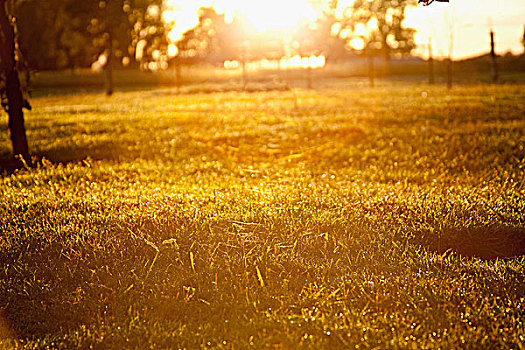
[[163, 0, 525, 60], [164, 0, 320, 43], [349, 37, 365, 50], [167, 44, 179, 57], [354, 23, 367, 37], [217, 0, 319, 32]]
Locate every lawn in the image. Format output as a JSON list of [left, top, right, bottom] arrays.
[[1, 81, 524, 348]]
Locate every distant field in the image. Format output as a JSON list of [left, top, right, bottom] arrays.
[[1, 82, 524, 348], [29, 54, 525, 96]]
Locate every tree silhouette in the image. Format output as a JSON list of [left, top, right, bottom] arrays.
[[128, 0, 169, 69], [0, 0, 30, 164], [14, 0, 168, 80], [15, 0, 96, 70], [328, 0, 418, 71], [293, 16, 345, 62], [175, 8, 256, 66], [175, 8, 227, 65], [349, 0, 416, 61]]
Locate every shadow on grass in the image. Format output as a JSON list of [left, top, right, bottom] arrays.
[[424, 225, 525, 260], [0, 158, 27, 174], [0, 238, 96, 338], [0, 142, 125, 175], [0, 221, 157, 340]]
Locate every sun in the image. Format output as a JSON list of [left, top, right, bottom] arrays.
[[163, 0, 320, 43], [218, 0, 319, 32]]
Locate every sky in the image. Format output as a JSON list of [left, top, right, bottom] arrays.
[[164, 0, 525, 60], [405, 0, 525, 59]]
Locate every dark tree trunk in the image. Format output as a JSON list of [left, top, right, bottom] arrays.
[[0, 0, 31, 164], [490, 30, 498, 83], [104, 31, 114, 96], [428, 56, 434, 84], [5, 69, 30, 162], [446, 58, 453, 89]]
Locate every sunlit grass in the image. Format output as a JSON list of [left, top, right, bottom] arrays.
[[0, 82, 524, 348]]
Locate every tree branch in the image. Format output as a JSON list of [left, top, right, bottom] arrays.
[[0, 0, 15, 69]]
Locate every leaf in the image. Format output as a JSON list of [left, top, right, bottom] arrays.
[[190, 251, 196, 273], [256, 265, 265, 288]]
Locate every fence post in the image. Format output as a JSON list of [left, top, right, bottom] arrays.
[[490, 30, 498, 83], [446, 58, 453, 89], [368, 55, 375, 87], [175, 62, 182, 91], [306, 65, 312, 89], [428, 37, 434, 84]]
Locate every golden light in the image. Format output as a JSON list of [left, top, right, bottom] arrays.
[[224, 55, 326, 71], [161, 0, 525, 62], [91, 53, 108, 72], [147, 5, 160, 19], [164, 0, 320, 43], [163, 2, 203, 43], [215, 0, 319, 32], [349, 37, 365, 50], [162, 10, 177, 23], [354, 23, 367, 37], [331, 22, 341, 36], [167, 44, 179, 57], [152, 50, 162, 61], [224, 60, 240, 69]]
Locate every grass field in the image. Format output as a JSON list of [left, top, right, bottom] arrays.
[[1, 81, 524, 348]]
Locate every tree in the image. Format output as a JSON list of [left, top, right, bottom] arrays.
[[175, 7, 252, 65], [1, 0, 170, 165], [14, 0, 169, 86], [175, 8, 225, 65], [522, 25, 525, 55], [0, 0, 30, 164], [336, 0, 416, 62], [89, 0, 170, 94], [15, 0, 103, 71], [292, 15, 348, 63], [16, 0, 91, 70], [91, 0, 134, 95], [129, 0, 170, 70]]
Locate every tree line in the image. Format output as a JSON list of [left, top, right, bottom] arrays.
[[2, 0, 423, 165], [11, 0, 417, 72], [14, 0, 168, 71]]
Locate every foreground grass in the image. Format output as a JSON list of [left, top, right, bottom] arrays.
[[1, 82, 524, 348]]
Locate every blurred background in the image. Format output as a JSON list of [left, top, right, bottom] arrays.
[[8, 0, 525, 93]]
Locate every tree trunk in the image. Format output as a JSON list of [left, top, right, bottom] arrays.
[[446, 58, 453, 89], [306, 66, 312, 89], [104, 31, 114, 96], [241, 41, 248, 91], [490, 30, 498, 84], [241, 59, 247, 91], [428, 56, 434, 85], [381, 30, 390, 78], [5, 69, 30, 162], [428, 38, 434, 84], [368, 54, 375, 88], [175, 63, 182, 91], [0, 0, 31, 164]]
